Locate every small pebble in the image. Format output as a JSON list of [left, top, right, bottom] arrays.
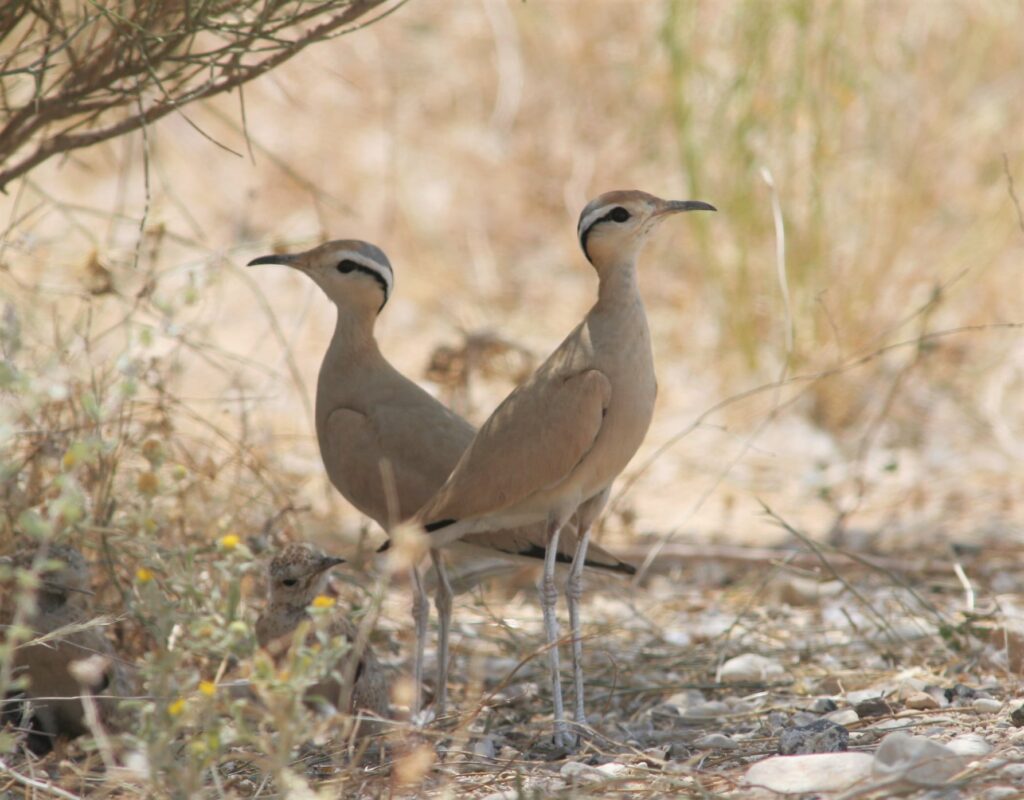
[[811, 697, 838, 714], [560, 761, 626, 784], [983, 788, 1019, 800], [694, 733, 739, 750], [719, 653, 786, 683], [855, 697, 893, 718], [1002, 762, 1024, 779], [973, 698, 1003, 714], [906, 691, 940, 710], [826, 708, 860, 726], [778, 719, 849, 755], [946, 734, 991, 758], [945, 684, 979, 705], [791, 711, 818, 727]]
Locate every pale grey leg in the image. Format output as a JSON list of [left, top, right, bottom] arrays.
[[410, 566, 428, 718], [431, 549, 453, 718], [539, 517, 568, 747], [567, 527, 591, 731]]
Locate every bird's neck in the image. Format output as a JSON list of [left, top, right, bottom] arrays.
[[326, 306, 381, 362], [595, 260, 641, 310]]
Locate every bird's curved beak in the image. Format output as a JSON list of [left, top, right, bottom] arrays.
[[247, 253, 304, 270], [654, 200, 717, 217]]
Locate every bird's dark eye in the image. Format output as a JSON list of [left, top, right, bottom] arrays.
[[282, 578, 298, 587], [336, 259, 360, 274], [610, 207, 630, 223]]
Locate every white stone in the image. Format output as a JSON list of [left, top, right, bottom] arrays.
[[973, 698, 1003, 714], [872, 732, 968, 786], [983, 788, 1020, 800], [560, 761, 627, 783], [743, 753, 874, 794], [719, 653, 786, 683], [825, 708, 860, 726], [846, 689, 885, 704], [664, 689, 705, 710], [663, 629, 692, 647], [694, 733, 739, 750], [946, 733, 992, 758], [1002, 762, 1024, 779]]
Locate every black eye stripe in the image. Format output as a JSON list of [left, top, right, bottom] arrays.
[[579, 207, 631, 262], [336, 259, 390, 311]]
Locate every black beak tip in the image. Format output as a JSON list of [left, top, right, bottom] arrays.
[[247, 254, 282, 267]]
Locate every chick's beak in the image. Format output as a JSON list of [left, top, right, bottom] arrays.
[[315, 555, 345, 573]]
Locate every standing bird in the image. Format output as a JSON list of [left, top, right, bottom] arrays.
[[247, 241, 634, 718], [255, 543, 389, 733], [0, 544, 129, 755], [415, 191, 715, 745]]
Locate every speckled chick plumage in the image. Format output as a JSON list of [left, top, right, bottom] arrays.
[[255, 543, 389, 731]]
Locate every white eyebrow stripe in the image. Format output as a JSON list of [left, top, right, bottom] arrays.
[[577, 204, 619, 239], [340, 250, 393, 295]]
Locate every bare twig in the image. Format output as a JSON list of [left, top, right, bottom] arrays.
[[1003, 152, 1024, 234], [0, 758, 83, 800], [0, 1, 406, 191]]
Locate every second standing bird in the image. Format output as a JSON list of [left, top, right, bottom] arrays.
[[416, 190, 715, 746]]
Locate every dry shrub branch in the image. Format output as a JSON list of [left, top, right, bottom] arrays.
[[0, 0, 402, 191]]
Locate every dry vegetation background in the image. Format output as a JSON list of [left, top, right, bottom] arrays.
[[2, 1, 1024, 797]]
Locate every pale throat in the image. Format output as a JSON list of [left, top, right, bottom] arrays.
[[327, 304, 380, 356], [595, 259, 642, 307]]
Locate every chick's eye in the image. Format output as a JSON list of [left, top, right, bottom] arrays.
[[281, 578, 298, 587], [610, 207, 630, 223], [336, 259, 359, 274]]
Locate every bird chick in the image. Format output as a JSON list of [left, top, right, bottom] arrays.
[[255, 543, 389, 735], [0, 544, 128, 755]]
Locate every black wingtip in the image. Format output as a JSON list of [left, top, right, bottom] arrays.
[[513, 544, 636, 575], [425, 518, 457, 533]]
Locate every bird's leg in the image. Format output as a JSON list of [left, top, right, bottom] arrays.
[[567, 526, 591, 733], [410, 566, 428, 719], [431, 549, 453, 719], [540, 517, 567, 747]]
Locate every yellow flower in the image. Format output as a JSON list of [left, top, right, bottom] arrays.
[[62, 450, 78, 470], [311, 595, 335, 609], [136, 567, 154, 583], [218, 533, 240, 551], [168, 698, 186, 717], [198, 680, 216, 697]]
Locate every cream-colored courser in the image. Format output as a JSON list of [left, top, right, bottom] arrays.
[[415, 190, 715, 746], [247, 241, 634, 718]]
